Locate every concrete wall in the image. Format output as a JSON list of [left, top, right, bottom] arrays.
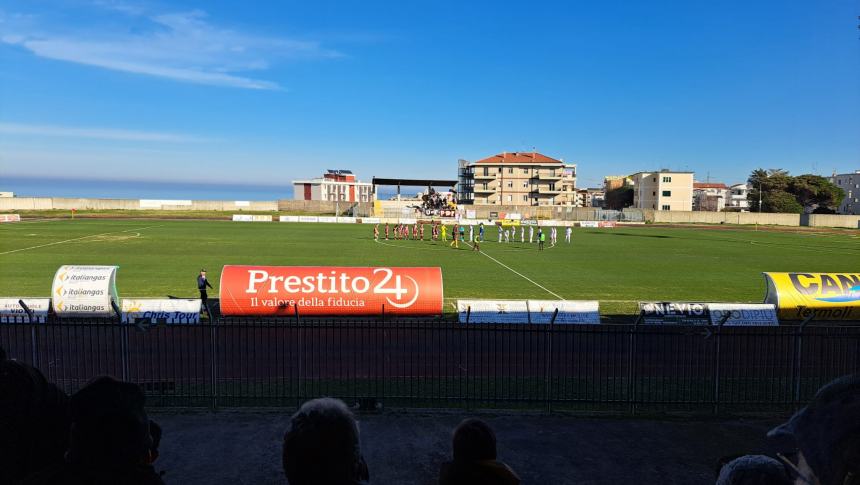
[[651, 211, 801, 226], [805, 214, 860, 229], [0, 197, 278, 212]]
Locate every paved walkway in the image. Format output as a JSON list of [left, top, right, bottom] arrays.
[[152, 410, 781, 484]]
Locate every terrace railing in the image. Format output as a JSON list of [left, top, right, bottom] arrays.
[[2, 320, 858, 414]]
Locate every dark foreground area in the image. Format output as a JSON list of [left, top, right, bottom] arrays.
[[152, 410, 779, 484]]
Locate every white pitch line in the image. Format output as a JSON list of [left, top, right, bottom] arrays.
[[0, 225, 163, 256], [465, 242, 565, 300]]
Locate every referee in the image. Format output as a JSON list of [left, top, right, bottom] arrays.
[[197, 269, 213, 316]]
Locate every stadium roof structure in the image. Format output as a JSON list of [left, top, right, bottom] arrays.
[[472, 152, 565, 165], [372, 177, 457, 188]]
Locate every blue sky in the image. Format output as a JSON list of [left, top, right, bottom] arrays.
[[0, 0, 857, 189]]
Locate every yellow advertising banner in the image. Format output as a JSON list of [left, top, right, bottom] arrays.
[[763, 272, 860, 321], [497, 219, 521, 227]]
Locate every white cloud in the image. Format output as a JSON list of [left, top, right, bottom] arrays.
[[0, 122, 209, 142], [0, 9, 341, 89]]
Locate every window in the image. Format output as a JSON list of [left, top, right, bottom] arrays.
[[652, 191, 656, 196], [498, 167, 503, 173], [662, 205, 671, 210], [506, 195, 512, 202], [507, 181, 513, 188], [482, 183, 488, 190], [522, 195, 528, 201], [522, 181, 528, 188], [508, 167, 514, 174], [549, 183, 556, 191], [662, 190, 671, 196], [483, 167, 489, 176], [653, 177, 657, 182], [522, 168, 528, 174], [663, 176, 672, 182]]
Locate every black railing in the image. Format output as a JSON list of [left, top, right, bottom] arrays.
[[2, 320, 858, 414]]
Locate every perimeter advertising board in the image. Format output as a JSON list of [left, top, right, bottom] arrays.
[[51, 265, 119, 317], [457, 300, 530, 324], [220, 266, 443, 316], [121, 299, 201, 324], [640, 302, 780, 326], [763, 272, 860, 321], [528, 300, 600, 324], [0, 214, 21, 223], [0, 298, 50, 323]]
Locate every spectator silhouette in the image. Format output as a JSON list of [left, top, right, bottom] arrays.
[[715, 455, 791, 485], [439, 418, 520, 485], [283, 398, 369, 485], [24, 376, 164, 485], [0, 349, 70, 485], [768, 374, 860, 485]]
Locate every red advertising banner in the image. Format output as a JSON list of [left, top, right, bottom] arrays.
[[219, 266, 443, 316]]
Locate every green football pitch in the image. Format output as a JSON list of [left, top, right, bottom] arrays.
[[0, 218, 856, 316]]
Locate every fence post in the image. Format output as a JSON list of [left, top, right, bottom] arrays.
[[210, 320, 218, 410], [792, 316, 813, 405], [544, 317, 555, 413], [627, 321, 638, 415], [712, 313, 730, 415]]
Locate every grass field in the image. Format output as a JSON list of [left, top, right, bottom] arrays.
[[0, 218, 856, 316]]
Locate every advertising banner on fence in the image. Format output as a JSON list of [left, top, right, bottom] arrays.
[[639, 302, 710, 325], [233, 214, 272, 222], [763, 272, 860, 321], [298, 216, 319, 223], [51, 265, 119, 317], [579, 221, 599, 228], [279, 215, 300, 222], [219, 265, 443, 316], [528, 300, 600, 324], [640, 302, 781, 325], [457, 300, 530, 324], [121, 299, 201, 324], [0, 214, 21, 223], [708, 303, 778, 326], [0, 298, 50, 323], [317, 216, 338, 223]]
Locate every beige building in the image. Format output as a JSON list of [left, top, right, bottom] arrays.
[[830, 171, 860, 215], [459, 152, 577, 206], [631, 171, 694, 211]]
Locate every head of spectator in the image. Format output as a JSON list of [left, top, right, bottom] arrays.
[[440, 418, 520, 485], [0, 351, 70, 484], [715, 455, 791, 485], [453, 418, 497, 462], [67, 376, 158, 472], [282, 398, 368, 485], [769, 374, 860, 485]]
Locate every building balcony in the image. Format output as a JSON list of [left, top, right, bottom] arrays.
[[474, 186, 496, 194], [531, 187, 562, 195], [531, 172, 563, 181], [473, 173, 496, 180]]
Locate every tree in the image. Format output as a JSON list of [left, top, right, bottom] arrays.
[[789, 174, 845, 213], [604, 187, 633, 210], [748, 168, 792, 212], [763, 190, 803, 214]]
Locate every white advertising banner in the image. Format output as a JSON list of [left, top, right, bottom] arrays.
[[579, 221, 599, 228], [399, 218, 418, 225], [298, 216, 319, 223], [0, 298, 50, 323], [336, 217, 357, 223], [708, 303, 779, 326], [140, 199, 192, 208], [51, 265, 119, 317], [466, 210, 477, 219], [279, 215, 300, 222], [508, 213, 522, 220], [457, 300, 530, 324], [528, 300, 600, 324], [121, 299, 201, 324], [235, 201, 251, 207], [318, 216, 338, 223], [538, 220, 562, 227], [232, 214, 272, 222], [0, 214, 21, 223], [360, 217, 381, 224]]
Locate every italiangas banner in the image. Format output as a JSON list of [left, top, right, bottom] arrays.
[[51, 265, 119, 317], [763, 272, 860, 321], [219, 265, 443, 316]]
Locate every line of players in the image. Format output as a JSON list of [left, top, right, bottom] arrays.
[[373, 221, 573, 249]]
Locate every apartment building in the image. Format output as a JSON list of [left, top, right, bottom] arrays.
[[727, 183, 750, 211], [292, 170, 375, 202], [831, 171, 860, 215], [631, 171, 694, 211], [459, 152, 577, 206], [692, 182, 728, 211]]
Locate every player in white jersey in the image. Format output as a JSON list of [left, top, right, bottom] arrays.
[[529, 225, 534, 243], [498, 225, 503, 243], [520, 227, 525, 242], [565, 226, 572, 243], [469, 224, 474, 242]]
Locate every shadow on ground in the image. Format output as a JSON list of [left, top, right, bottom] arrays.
[[151, 410, 781, 485]]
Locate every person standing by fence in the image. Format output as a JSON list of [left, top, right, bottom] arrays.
[[198, 269, 213, 316]]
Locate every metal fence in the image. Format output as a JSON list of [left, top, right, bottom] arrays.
[[2, 320, 858, 414]]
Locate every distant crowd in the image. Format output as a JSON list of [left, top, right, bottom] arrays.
[[2, 346, 858, 484], [421, 189, 456, 211]]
